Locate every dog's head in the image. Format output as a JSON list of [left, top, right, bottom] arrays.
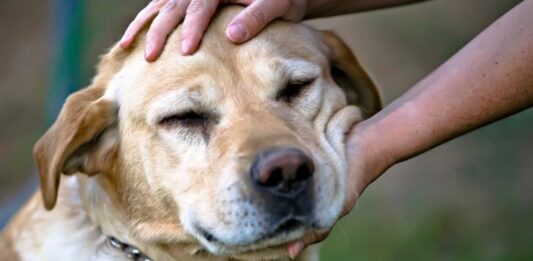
[[33, 7, 380, 260]]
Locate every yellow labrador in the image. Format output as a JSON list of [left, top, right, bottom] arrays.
[[0, 6, 380, 261]]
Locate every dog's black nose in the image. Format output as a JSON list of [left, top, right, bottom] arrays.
[[251, 148, 314, 199]]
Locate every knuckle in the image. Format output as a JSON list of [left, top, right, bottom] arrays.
[[245, 6, 267, 25], [146, 0, 160, 9], [135, 8, 147, 20], [283, 0, 306, 20], [139, 6, 155, 18], [152, 0, 169, 8], [129, 18, 144, 31], [187, 0, 207, 15], [305, 230, 329, 245], [162, 0, 178, 12], [144, 0, 168, 14]]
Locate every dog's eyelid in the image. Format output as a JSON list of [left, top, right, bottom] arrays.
[[158, 110, 216, 127], [285, 64, 319, 86], [289, 77, 316, 86], [276, 77, 316, 103]]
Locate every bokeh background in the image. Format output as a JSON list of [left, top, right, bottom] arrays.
[[1, 0, 531, 260]]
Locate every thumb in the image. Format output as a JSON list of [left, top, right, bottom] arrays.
[[226, 0, 291, 43]]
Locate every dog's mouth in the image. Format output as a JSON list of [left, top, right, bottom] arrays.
[[194, 216, 309, 254], [269, 218, 303, 238]]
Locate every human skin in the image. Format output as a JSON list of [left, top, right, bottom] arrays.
[[120, 0, 533, 258], [119, 0, 426, 60]]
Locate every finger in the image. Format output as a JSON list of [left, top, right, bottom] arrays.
[[145, 0, 187, 61], [180, 0, 219, 55], [342, 191, 358, 216], [286, 230, 330, 258], [225, 0, 291, 43], [120, 0, 166, 49], [302, 229, 330, 246]]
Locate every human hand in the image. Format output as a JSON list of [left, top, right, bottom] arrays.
[[286, 121, 394, 259], [120, 0, 308, 61]]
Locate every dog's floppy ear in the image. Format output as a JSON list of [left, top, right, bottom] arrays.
[[33, 86, 118, 210], [321, 31, 382, 117]]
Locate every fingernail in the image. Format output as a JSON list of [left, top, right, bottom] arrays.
[[288, 241, 304, 259], [181, 39, 191, 55], [227, 23, 247, 42], [145, 42, 153, 59]]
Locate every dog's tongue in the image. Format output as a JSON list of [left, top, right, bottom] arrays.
[[287, 241, 305, 259]]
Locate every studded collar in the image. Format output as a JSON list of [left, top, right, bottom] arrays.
[[107, 236, 154, 261]]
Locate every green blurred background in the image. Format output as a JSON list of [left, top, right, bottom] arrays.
[[0, 0, 531, 260]]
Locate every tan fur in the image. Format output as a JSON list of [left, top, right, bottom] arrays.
[[1, 7, 380, 261]]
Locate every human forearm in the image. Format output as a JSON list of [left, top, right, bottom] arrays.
[[353, 0, 533, 188], [306, 0, 429, 19]]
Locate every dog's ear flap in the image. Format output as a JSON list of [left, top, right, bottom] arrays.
[[321, 31, 382, 117], [33, 87, 117, 210]]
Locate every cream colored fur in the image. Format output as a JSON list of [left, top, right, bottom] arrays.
[[0, 7, 380, 261]]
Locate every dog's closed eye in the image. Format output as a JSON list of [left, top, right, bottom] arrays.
[[158, 111, 209, 128], [276, 78, 315, 103], [158, 111, 217, 141]]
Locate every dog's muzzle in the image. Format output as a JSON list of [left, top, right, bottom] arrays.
[[250, 147, 315, 231]]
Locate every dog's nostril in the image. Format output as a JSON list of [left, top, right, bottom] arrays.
[[295, 164, 313, 182], [263, 167, 284, 187], [252, 148, 314, 196]]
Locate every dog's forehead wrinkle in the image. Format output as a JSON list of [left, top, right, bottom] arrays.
[[284, 59, 321, 76], [234, 47, 324, 104]]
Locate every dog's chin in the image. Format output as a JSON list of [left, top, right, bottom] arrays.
[[181, 200, 342, 258], [190, 218, 311, 257]]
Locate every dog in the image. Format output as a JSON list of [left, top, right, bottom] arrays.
[[0, 6, 381, 261]]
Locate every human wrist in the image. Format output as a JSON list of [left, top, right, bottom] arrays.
[[345, 118, 396, 195]]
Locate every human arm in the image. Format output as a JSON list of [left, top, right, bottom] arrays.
[[119, 0, 428, 60], [287, 0, 533, 257], [350, 0, 533, 193], [307, 0, 427, 18]]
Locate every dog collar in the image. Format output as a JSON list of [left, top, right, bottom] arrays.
[[107, 236, 153, 261]]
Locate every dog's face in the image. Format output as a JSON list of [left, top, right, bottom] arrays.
[[33, 7, 380, 260]]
